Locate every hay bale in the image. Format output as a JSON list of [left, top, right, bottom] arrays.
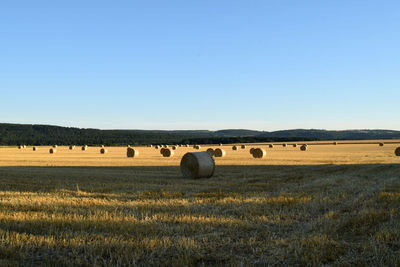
[[162, 148, 174, 157], [194, 145, 201, 150], [185, 144, 189, 147], [101, 145, 105, 148], [206, 148, 215, 156], [250, 148, 255, 154], [180, 152, 215, 179], [160, 147, 166, 155], [232, 145, 238, 151], [23, 145, 26, 148], [379, 142, 384, 147], [300, 144, 307, 151], [127, 147, 139, 158], [49, 148, 56, 154], [241, 145, 246, 149], [53, 145, 57, 148], [219, 143, 223, 146], [395, 147, 400, 156], [293, 144, 297, 148], [33, 147, 38, 151], [18, 145, 22, 149], [333, 142, 338, 145], [252, 148, 266, 158], [269, 144, 274, 148], [81, 145, 88, 151], [155, 145, 159, 149], [100, 148, 108, 154], [163, 145, 168, 148], [214, 148, 226, 158], [172, 145, 177, 150], [69, 145, 75, 150], [282, 143, 287, 147]]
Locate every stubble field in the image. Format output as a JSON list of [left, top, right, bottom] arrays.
[[0, 141, 399, 266]]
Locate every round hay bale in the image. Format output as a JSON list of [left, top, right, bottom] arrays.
[[160, 147, 166, 155], [241, 145, 246, 149], [282, 143, 287, 147], [33, 146, 38, 151], [81, 145, 88, 151], [49, 148, 56, 154], [172, 145, 177, 150], [252, 148, 266, 158], [23, 145, 26, 148], [155, 145, 159, 149], [69, 145, 75, 150], [100, 148, 108, 154], [219, 143, 223, 146], [232, 145, 238, 151], [163, 145, 168, 148], [379, 142, 384, 147], [101, 145, 105, 148], [333, 142, 338, 145], [206, 148, 215, 156], [293, 144, 297, 148], [250, 148, 255, 154], [162, 148, 174, 157], [127, 147, 139, 158], [395, 147, 400, 156], [53, 145, 57, 148], [194, 145, 201, 150], [185, 144, 189, 147], [269, 144, 274, 148], [18, 145, 22, 149], [300, 144, 307, 151], [180, 152, 215, 179], [214, 148, 226, 158]]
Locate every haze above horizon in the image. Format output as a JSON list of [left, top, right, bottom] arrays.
[[1, 1, 399, 131]]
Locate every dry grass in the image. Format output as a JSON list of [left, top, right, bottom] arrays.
[[0, 141, 399, 265]]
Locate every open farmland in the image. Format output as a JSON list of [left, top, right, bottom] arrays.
[[0, 141, 400, 265]]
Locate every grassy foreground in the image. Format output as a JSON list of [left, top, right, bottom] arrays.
[[0, 164, 399, 266]]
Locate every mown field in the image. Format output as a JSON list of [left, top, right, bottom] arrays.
[[0, 142, 399, 266]]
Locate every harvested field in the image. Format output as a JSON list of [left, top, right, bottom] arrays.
[[0, 141, 399, 265]]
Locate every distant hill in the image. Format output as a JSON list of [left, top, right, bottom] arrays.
[[0, 123, 399, 146]]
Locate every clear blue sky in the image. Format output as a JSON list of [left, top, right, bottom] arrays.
[[1, 1, 399, 130]]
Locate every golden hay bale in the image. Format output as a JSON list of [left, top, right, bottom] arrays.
[[155, 145, 159, 149], [33, 147, 38, 151], [333, 142, 338, 145], [53, 145, 57, 148], [172, 145, 177, 150], [23, 145, 26, 148], [163, 145, 168, 148], [214, 148, 226, 158], [206, 148, 215, 156], [293, 144, 297, 148], [300, 144, 307, 151], [49, 148, 56, 154], [394, 147, 400, 156], [69, 145, 75, 150], [282, 143, 287, 147], [100, 148, 108, 154], [18, 145, 22, 149], [81, 145, 88, 151], [232, 145, 238, 151], [180, 152, 215, 179], [241, 145, 246, 149], [185, 144, 190, 147], [269, 144, 274, 148], [250, 148, 255, 154], [127, 147, 139, 158], [252, 148, 266, 158], [194, 145, 201, 150], [379, 142, 384, 147], [101, 145, 105, 148], [219, 143, 223, 146], [162, 148, 174, 157]]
